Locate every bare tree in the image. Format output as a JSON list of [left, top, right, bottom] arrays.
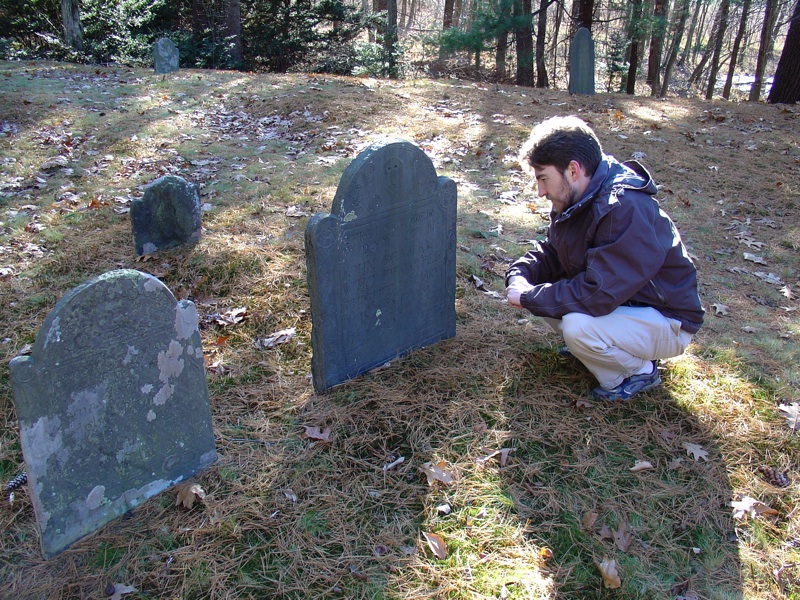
[[514, 0, 535, 85], [61, 0, 83, 51], [660, 0, 691, 96], [705, 0, 730, 99], [722, 0, 752, 98], [648, 0, 667, 95], [750, 0, 779, 100], [626, 0, 646, 94], [769, 0, 800, 103], [536, 0, 551, 86], [226, 0, 243, 64]]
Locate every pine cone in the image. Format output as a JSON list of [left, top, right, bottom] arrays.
[[757, 465, 790, 488], [3, 472, 27, 492]]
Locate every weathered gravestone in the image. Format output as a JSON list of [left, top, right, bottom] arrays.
[[569, 27, 596, 95], [154, 37, 179, 74], [131, 175, 201, 256], [305, 139, 457, 392], [9, 270, 216, 558]]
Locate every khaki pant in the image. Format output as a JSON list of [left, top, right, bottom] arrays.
[[544, 306, 694, 390]]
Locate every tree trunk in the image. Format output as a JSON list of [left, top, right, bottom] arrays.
[[225, 0, 242, 65], [576, 0, 594, 30], [550, 0, 563, 82], [514, 0, 535, 86], [647, 0, 666, 94], [443, 0, 455, 28], [677, 0, 701, 66], [495, 0, 512, 78], [625, 0, 645, 94], [690, 0, 710, 63], [660, 0, 690, 96], [750, 0, 779, 101], [722, 0, 751, 98], [385, 0, 398, 76], [536, 0, 550, 86], [192, 0, 210, 41], [769, 0, 800, 103], [705, 0, 730, 99], [407, 0, 418, 30], [61, 0, 83, 51]]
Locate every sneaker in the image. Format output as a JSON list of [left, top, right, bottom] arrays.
[[590, 362, 661, 402], [557, 346, 573, 358]]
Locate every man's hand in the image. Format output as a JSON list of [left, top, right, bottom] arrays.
[[505, 277, 534, 309]]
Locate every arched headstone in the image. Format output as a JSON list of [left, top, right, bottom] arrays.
[[305, 140, 457, 392], [9, 270, 216, 558], [569, 27, 596, 95]]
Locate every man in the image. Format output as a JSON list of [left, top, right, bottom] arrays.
[[505, 116, 703, 401]]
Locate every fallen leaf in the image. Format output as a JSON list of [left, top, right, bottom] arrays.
[[630, 460, 654, 472], [598, 524, 613, 540], [108, 583, 138, 600], [743, 252, 767, 265], [731, 496, 779, 520], [660, 429, 676, 443], [283, 489, 298, 502], [254, 327, 296, 349], [614, 520, 633, 552], [741, 326, 758, 333], [682, 442, 709, 462], [175, 483, 206, 510], [575, 398, 595, 408], [303, 426, 332, 441], [422, 532, 447, 559], [753, 271, 783, 285], [475, 446, 515, 467], [668, 457, 684, 469], [712, 303, 728, 316], [595, 556, 622, 589], [349, 564, 369, 581], [780, 285, 793, 299], [538, 547, 554, 560], [420, 461, 454, 485], [382, 456, 405, 471], [778, 403, 800, 432], [582, 511, 599, 529]]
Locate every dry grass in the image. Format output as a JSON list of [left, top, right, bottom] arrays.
[[1, 60, 800, 599]]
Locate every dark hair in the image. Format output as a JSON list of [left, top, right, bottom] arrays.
[[518, 115, 603, 176]]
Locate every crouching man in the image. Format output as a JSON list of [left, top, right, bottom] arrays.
[[505, 116, 703, 401]]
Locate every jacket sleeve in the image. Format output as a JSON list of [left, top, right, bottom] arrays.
[[519, 192, 669, 319], [505, 238, 566, 286]]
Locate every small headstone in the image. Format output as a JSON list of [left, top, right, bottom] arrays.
[[569, 27, 595, 95], [131, 175, 201, 256], [9, 270, 216, 558], [154, 37, 179, 74], [305, 139, 457, 392]]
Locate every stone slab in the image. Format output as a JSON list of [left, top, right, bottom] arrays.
[[131, 175, 201, 256], [154, 38, 179, 74], [569, 27, 596, 95], [9, 270, 216, 558], [305, 140, 457, 392]]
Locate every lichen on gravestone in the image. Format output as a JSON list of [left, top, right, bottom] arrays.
[[8, 269, 216, 558], [131, 175, 201, 256]]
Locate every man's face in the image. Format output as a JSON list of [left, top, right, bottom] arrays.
[[533, 164, 580, 214]]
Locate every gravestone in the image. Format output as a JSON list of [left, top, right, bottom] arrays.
[[569, 27, 595, 95], [154, 37, 179, 74], [131, 175, 201, 256], [9, 270, 216, 558], [305, 139, 457, 392]]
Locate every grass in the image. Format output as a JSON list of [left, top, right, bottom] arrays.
[[1, 60, 799, 599]]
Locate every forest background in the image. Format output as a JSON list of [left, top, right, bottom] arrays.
[[1, 0, 799, 102]]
